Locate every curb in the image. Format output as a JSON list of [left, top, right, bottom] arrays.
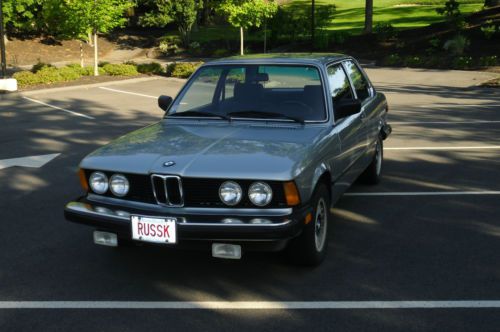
[[20, 76, 186, 96]]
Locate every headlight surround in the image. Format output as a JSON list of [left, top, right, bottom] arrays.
[[248, 182, 273, 206], [89, 171, 108, 194], [109, 174, 130, 197], [219, 181, 242, 206]]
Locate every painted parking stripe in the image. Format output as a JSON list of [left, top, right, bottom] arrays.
[[22, 97, 95, 119], [99, 87, 157, 99], [0, 300, 499, 310], [385, 146, 500, 151], [419, 104, 500, 108], [391, 120, 500, 125], [345, 191, 500, 197]]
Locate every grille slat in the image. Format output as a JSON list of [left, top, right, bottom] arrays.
[[151, 175, 184, 207]]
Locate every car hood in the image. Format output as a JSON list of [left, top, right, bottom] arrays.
[[81, 120, 327, 180]]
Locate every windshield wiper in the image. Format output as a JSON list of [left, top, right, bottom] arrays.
[[167, 110, 230, 121], [227, 110, 305, 124]]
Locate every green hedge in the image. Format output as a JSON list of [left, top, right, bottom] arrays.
[[166, 62, 203, 78], [102, 64, 139, 76], [136, 62, 164, 75], [14, 66, 81, 86]]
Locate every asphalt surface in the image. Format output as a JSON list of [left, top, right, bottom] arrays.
[[0, 68, 499, 331]]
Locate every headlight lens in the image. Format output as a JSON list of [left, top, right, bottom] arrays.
[[109, 174, 129, 197], [89, 171, 108, 194], [248, 182, 273, 206], [219, 181, 242, 206]]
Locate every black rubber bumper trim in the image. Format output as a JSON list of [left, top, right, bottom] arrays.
[[64, 198, 310, 241]]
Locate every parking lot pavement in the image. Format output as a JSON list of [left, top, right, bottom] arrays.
[[1, 69, 500, 331]]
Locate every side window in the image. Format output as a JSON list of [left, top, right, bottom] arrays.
[[343, 61, 370, 102], [327, 64, 354, 110]]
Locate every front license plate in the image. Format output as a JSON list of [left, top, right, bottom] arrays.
[[131, 216, 177, 244]]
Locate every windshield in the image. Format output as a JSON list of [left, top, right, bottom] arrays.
[[167, 64, 327, 122]]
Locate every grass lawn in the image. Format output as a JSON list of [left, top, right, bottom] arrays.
[[178, 0, 485, 44], [289, 0, 484, 32]]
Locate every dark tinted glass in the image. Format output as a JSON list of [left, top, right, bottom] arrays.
[[344, 61, 370, 101], [327, 65, 353, 109]]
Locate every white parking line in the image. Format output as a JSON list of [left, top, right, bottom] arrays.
[[419, 104, 500, 108], [0, 300, 499, 310], [22, 97, 95, 120], [391, 120, 500, 125], [385, 146, 500, 151], [99, 87, 157, 99], [345, 191, 500, 197]]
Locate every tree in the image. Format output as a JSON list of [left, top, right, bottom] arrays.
[[218, 0, 278, 56], [137, 0, 173, 28], [170, 0, 202, 46], [364, 0, 373, 34], [57, 0, 132, 76], [138, 0, 202, 46], [1, 0, 44, 35]]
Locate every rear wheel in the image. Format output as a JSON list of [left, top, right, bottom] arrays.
[[287, 183, 330, 266], [361, 135, 383, 185]]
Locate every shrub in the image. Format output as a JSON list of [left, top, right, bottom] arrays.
[[405, 56, 423, 68], [137, 62, 164, 75], [14, 66, 83, 87], [443, 35, 470, 56], [330, 31, 350, 45], [212, 48, 230, 58], [383, 54, 402, 66], [13, 71, 41, 86], [452, 56, 473, 69], [158, 41, 170, 54], [479, 55, 498, 67], [481, 21, 498, 40], [31, 61, 54, 73], [374, 23, 397, 41], [315, 30, 330, 50], [166, 62, 203, 78], [102, 64, 139, 76]]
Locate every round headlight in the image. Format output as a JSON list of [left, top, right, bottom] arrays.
[[109, 174, 130, 197], [219, 181, 242, 206], [89, 171, 108, 194], [248, 182, 273, 206]]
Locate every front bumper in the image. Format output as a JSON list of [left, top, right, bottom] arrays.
[[64, 197, 310, 250]]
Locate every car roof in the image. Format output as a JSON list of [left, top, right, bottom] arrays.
[[206, 53, 351, 66]]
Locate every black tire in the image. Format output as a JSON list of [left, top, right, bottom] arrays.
[[360, 135, 383, 185], [287, 183, 330, 266]]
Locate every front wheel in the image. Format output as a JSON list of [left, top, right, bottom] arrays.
[[360, 136, 383, 185], [287, 183, 330, 266]]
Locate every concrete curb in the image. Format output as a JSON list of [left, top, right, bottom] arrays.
[[21, 76, 186, 96]]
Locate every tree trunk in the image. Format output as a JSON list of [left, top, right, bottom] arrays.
[[364, 0, 373, 34], [0, 0, 7, 78], [240, 27, 244, 56], [80, 41, 84, 68], [311, 0, 315, 49], [93, 32, 99, 76], [264, 20, 267, 53]]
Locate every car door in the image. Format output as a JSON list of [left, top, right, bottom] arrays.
[[342, 60, 378, 152], [326, 63, 365, 181]]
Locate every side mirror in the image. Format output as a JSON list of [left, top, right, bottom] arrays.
[[334, 99, 361, 120], [158, 95, 173, 112]]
